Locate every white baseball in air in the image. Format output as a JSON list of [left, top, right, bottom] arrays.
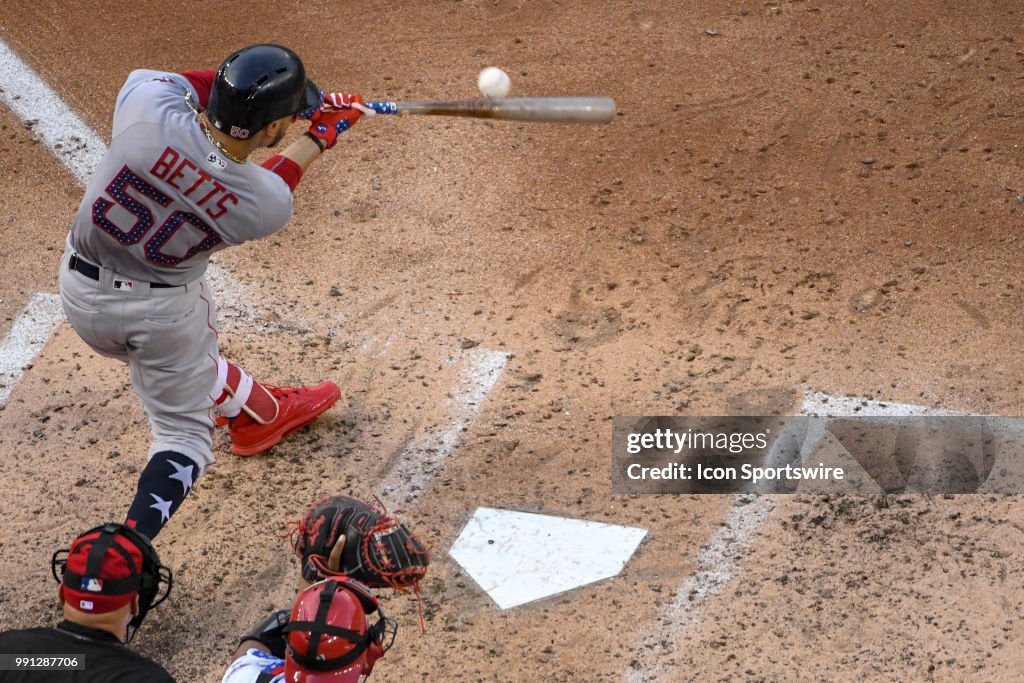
[[478, 67, 512, 98]]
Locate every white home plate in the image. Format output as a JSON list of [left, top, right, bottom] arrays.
[[449, 507, 647, 609]]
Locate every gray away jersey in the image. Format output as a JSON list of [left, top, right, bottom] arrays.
[[70, 70, 294, 285]]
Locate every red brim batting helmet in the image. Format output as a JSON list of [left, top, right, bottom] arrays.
[[207, 44, 322, 140]]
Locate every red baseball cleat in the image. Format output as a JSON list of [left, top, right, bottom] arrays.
[[228, 381, 341, 456]]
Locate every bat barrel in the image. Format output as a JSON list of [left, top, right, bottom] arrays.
[[366, 97, 616, 123]]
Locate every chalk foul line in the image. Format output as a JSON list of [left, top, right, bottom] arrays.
[[0, 39, 103, 406], [625, 390, 958, 680], [0, 294, 64, 405], [0, 39, 105, 186], [625, 494, 775, 683], [376, 348, 509, 510]]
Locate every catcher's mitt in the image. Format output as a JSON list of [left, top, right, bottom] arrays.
[[290, 495, 430, 592]]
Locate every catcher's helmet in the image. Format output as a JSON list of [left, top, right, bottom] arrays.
[[207, 44, 322, 140], [283, 578, 394, 682]]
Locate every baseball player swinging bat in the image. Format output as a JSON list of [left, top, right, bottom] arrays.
[[363, 97, 616, 123]]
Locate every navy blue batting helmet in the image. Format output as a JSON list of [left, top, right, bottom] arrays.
[[207, 44, 322, 139]]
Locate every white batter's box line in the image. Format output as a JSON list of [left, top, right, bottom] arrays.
[[0, 293, 64, 406], [625, 494, 776, 683], [0, 39, 106, 185], [625, 390, 967, 682], [376, 348, 510, 510], [800, 390, 962, 417]]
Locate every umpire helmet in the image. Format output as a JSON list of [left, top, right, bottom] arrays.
[[51, 523, 173, 644], [207, 44, 322, 140]]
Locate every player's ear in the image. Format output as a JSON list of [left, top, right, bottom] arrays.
[[264, 116, 290, 138], [131, 594, 140, 617], [259, 120, 276, 143]]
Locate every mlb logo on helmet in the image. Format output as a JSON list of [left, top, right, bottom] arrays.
[[82, 577, 104, 592], [229, 125, 250, 139]]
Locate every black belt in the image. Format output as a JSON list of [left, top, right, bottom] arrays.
[[69, 254, 177, 289]]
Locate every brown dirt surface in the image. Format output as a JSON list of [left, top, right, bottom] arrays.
[[1, 1, 1022, 681]]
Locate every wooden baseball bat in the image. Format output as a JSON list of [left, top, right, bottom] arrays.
[[364, 97, 616, 123]]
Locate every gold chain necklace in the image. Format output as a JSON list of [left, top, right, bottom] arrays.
[[184, 91, 245, 165]]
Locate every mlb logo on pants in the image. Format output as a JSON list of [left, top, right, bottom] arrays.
[[113, 279, 134, 291]]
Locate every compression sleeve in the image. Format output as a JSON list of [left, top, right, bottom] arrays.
[[262, 155, 303, 193]]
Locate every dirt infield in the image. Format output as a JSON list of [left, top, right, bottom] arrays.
[[1, 1, 1021, 681]]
